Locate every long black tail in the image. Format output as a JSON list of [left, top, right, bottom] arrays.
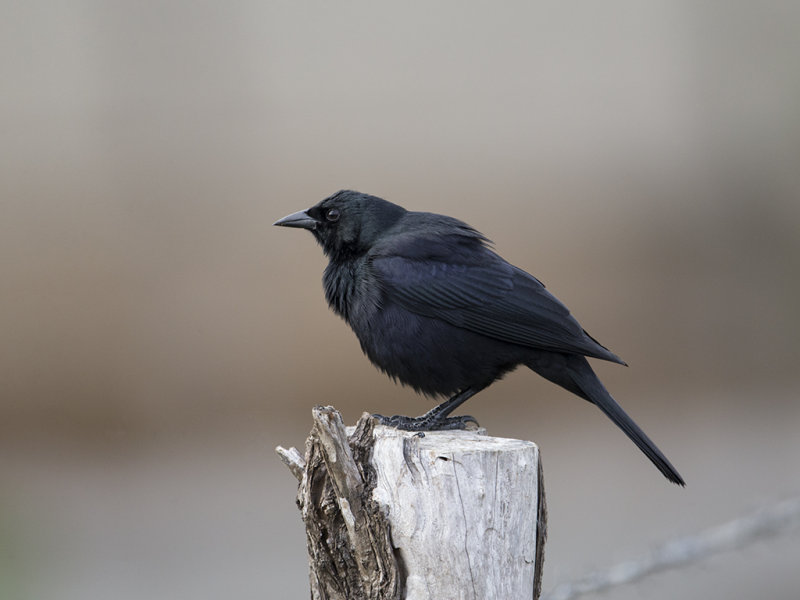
[[530, 354, 685, 485]]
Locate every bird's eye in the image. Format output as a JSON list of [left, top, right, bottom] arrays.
[[326, 208, 341, 222]]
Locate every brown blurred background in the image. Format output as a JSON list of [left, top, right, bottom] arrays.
[[2, 2, 799, 599]]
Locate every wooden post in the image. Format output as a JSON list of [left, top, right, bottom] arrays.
[[277, 406, 546, 600]]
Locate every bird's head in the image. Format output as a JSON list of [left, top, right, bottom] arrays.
[[274, 190, 407, 259]]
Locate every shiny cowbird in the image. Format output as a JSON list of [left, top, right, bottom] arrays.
[[275, 190, 684, 485]]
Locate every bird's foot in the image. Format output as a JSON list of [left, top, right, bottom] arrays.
[[372, 413, 479, 431]]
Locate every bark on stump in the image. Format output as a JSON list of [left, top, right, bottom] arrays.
[[277, 406, 546, 600]]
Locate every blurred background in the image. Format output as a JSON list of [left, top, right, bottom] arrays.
[[2, 1, 799, 599]]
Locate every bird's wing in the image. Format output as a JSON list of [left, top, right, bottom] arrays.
[[370, 235, 624, 363]]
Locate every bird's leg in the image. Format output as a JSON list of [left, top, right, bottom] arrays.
[[373, 386, 483, 431]]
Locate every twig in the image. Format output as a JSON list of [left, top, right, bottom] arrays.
[[544, 496, 800, 600], [275, 445, 305, 481]]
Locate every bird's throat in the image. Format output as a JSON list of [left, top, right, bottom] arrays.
[[323, 259, 359, 321]]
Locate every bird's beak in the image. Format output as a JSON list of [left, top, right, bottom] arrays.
[[273, 209, 318, 230]]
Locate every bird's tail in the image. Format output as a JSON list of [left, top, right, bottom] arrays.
[[570, 358, 684, 485], [529, 354, 685, 485]]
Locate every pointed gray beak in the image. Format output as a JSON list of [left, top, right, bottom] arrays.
[[273, 209, 318, 230]]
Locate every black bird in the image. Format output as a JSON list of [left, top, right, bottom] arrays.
[[274, 190, 684, 485]]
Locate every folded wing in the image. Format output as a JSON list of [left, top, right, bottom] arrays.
[[371, 233, 625, 364]]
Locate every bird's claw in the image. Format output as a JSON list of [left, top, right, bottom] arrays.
[[434, 415, 480, 430], [372, 413, 479, 432]]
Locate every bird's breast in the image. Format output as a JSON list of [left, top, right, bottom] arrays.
[[350, 301, 494, 396], [323, 259, 525, 397]]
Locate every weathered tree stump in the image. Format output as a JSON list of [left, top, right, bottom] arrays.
[[277, 406, 546, 600]]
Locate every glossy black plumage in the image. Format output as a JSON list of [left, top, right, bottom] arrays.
[[274, 190, 684, 485]]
